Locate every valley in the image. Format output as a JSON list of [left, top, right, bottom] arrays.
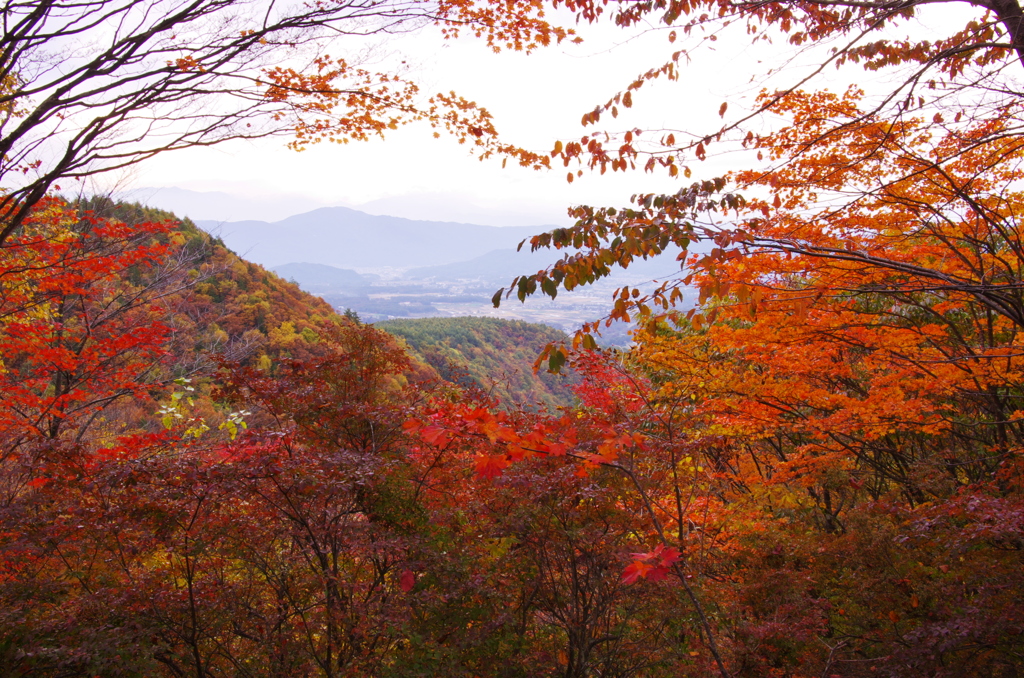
[[199, 206, 695, 345]]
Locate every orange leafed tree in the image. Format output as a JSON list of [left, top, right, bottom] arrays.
[[499, 0, 1024, 331], [480, 1, 1024, 675], [609, 94, 1024, 668]]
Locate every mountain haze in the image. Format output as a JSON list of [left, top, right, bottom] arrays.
[[123, 187, 327, 223], [191, 205, 693, 338], [406, 248, 562, 285], [198, 207, 548, 270]]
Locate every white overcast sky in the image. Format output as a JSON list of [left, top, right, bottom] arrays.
[[121, 4, 982, 226]]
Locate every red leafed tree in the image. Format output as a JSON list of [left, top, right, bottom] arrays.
[[0, 198, 190, 500], [404, 350, 742, 677], [0, 317, 424, 675], [482, 29, 1024, 666]]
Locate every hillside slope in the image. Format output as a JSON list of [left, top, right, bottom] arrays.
[[80, 197, 347, 371], [377, 317, 575, 410], [51, 198, 381, 437], [74, 200, 568, 419]]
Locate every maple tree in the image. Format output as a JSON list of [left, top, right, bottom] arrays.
[[0, 317, 408, 675], [0, 198, 185, 509], [402, 317, 1024, 676], [404, 351, 742, 677], [534, 0, 1024, 179], [0, 198, 181, 673], [498, 0, 1024, 332]]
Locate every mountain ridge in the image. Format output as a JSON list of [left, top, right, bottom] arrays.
[[198, 206, 553, 270]]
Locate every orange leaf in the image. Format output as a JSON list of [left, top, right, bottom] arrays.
[[420, 425, 452, 447]]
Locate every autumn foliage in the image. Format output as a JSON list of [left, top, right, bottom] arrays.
[[4, 0, 1024, 676], [0, 198, 696, 676], [4, 175, 1024, 676], [488, 1, 1024, 676]]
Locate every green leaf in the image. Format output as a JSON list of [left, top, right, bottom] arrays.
[[547, 348, 567, 374]]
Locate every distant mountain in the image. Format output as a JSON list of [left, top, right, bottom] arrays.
[[123, 186, 569, 227], [272, 262, 370, 292], [197, 207, 552, 270]]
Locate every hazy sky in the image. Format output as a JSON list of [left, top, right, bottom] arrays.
[[123, 10, 743, 225], [123, 5, 977, 226]]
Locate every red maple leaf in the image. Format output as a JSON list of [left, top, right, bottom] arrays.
[[399, 569, 416, 593], [622, 560, 654, 584], [475, 453, 510, 479]]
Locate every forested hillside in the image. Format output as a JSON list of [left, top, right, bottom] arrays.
[[79, 198, 358, 369], [0, 196, 431, 447], [377, 317, 574, 409]]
